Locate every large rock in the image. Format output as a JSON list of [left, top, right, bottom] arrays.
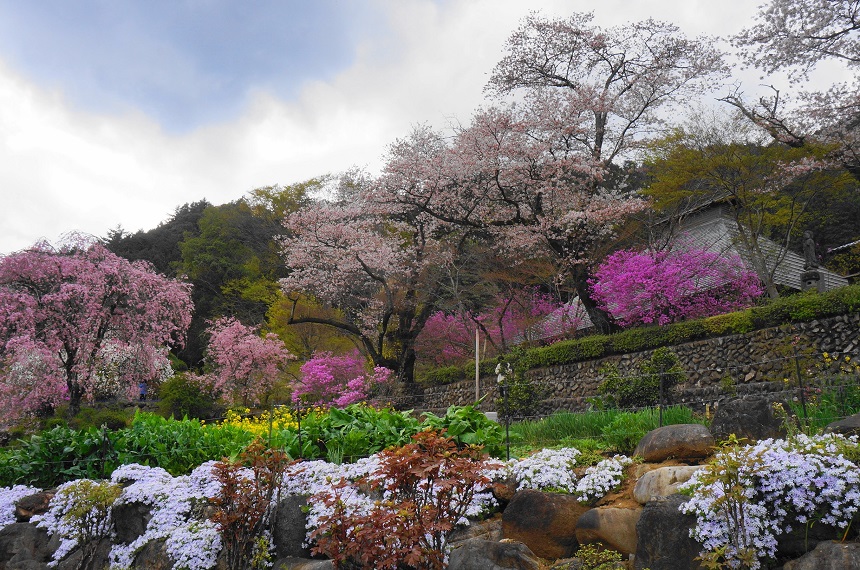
[[633, 466, 702, 504], [274, 495, 312, 559], [0, 523, 52, 569], [575, 507, 640, 556], [633, 424, 714, 463], [13, 494, 53, 524], [112, 502, 151, 545], [825, 413, 860, 437], [710, 396, 787, 443], [502, 490, 589, 560], [273, 557, 334, 570], [55, 537, 112, 570], [130, 539, 173, 570], [447, 538, 541, 570], [782, 540, 860, 569], [449, 517, 503, 548], [634, 494, 703, 570]]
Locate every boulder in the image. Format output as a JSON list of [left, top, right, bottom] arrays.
[[825, 413, 860, 437], [632, 466, 702, 504], [633, 424, 714, 463], [634, 494, 702, 570], [55, 537, 112, 570], [112, 501, 151, 545], [447, 538, 541, 570], [502, 490, 589, 560], [449, 517, 503, 547], [274, 495, 312, 559], [575, 507, 640, 556], [130, 539, 173, 570], [782, 540, 860, 569], [14, 494, 53, 524], [0, 523, 52, 569], [710, 396, 787, 443], [776, 520, 853, 560], [273, 557, 334, 570]]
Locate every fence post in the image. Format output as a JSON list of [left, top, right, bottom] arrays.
[[793, 346, 809, 429], [658, 371, 665, 428]]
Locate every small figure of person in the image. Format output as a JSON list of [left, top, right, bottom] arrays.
[[803, 230, 818, 270], [139, 381, 147, 402]]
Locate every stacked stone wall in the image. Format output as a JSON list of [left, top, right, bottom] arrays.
[[412, 313, 860, 415]]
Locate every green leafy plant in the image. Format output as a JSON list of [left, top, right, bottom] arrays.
[[157, 373, 221, 420]]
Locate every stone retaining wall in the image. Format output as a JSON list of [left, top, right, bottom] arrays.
[[410, 313, 860, 415]]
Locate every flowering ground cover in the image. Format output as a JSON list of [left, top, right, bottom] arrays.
[[0, 435, 632, 570]]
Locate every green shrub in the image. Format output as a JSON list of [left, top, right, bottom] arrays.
[[702, 311, 755, 335], [420, 365, 464, 385], [158, 373, 220, 420], [601, 412, 653, 454]]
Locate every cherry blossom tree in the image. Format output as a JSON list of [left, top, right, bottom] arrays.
[[725, 0, 860, 179], [0, 237, 193, 418], [279, 172, 459, 384], [590, 247, 763, 327], [195, 316, 294, 407], [486, 11, 727, 165]]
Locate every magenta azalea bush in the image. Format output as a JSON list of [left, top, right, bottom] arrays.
[[590, 247, 763, 327], [292, 351, 392, 408]]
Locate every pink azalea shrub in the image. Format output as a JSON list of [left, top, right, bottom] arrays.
[[590, 247, 763, 327], [292, 351, 392, 408]]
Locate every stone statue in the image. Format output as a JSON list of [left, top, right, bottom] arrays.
[[803, 230, 818, 270]]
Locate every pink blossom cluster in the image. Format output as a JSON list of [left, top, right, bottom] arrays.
[[194, 317, 294, 407], [291, 351, 392, 408], [590, 247, 763, 327], [0, 237, 193, 419]]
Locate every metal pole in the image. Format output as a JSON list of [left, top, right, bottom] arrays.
[[659, 372, 665, 428], [475, 328, 480, 402], [793, 346, 809, 429]]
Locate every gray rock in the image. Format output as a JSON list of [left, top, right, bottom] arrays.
[[502, 490, 589, 560], [0, 523, 52, 570], [825, 413, 860, 437], [273, 557, 334, 570], [13, 494, 53, 524], [112, 501, 151, 545], [710, 396, 788, 443], [782, 540, 860, 569], [447, 538, 541, 570], [634, 494, 703, 570], [273, 495, 312, 559], [633, 466, 702, 504], [633, 424, 714, 463]]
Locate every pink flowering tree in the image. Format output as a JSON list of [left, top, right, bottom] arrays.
[[590, 247, 764, 327], [724, 0, 860, 181], [0, 237, 193, 418], [195, 316, 294, 407], [291, 351, 392, 408], [415, 288, 584, 367]]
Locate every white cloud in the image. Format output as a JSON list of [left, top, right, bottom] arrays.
[[0, 0, 832, 255]]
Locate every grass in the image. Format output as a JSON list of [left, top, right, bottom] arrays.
[[509, 404, 708, 456]]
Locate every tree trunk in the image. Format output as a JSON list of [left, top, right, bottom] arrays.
[[572, 270, 619, 335]]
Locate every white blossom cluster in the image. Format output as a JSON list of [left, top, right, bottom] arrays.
[[575, 455, 633, 503], [680, 433, 860, 569], [33, 479, 119, 567], [0, 446, 641, 569], [510, 447, 582, 493], [0, 484, 40, 527]]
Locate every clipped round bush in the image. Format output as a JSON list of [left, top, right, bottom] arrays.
[[158, 374, 219, 420]]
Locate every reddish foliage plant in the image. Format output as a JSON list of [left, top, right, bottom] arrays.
[[310, 430, 495, 570], [211, 439, 291, 570]]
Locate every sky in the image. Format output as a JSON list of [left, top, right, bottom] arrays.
[[0, 0, 777, 255]]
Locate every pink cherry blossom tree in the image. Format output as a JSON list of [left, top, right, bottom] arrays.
[[291, 350, 392, 408], [195, 316, 294, 407], [590, 246, 763, 327], [0, 236, 193, 418], [280, 171, 458, 385]]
